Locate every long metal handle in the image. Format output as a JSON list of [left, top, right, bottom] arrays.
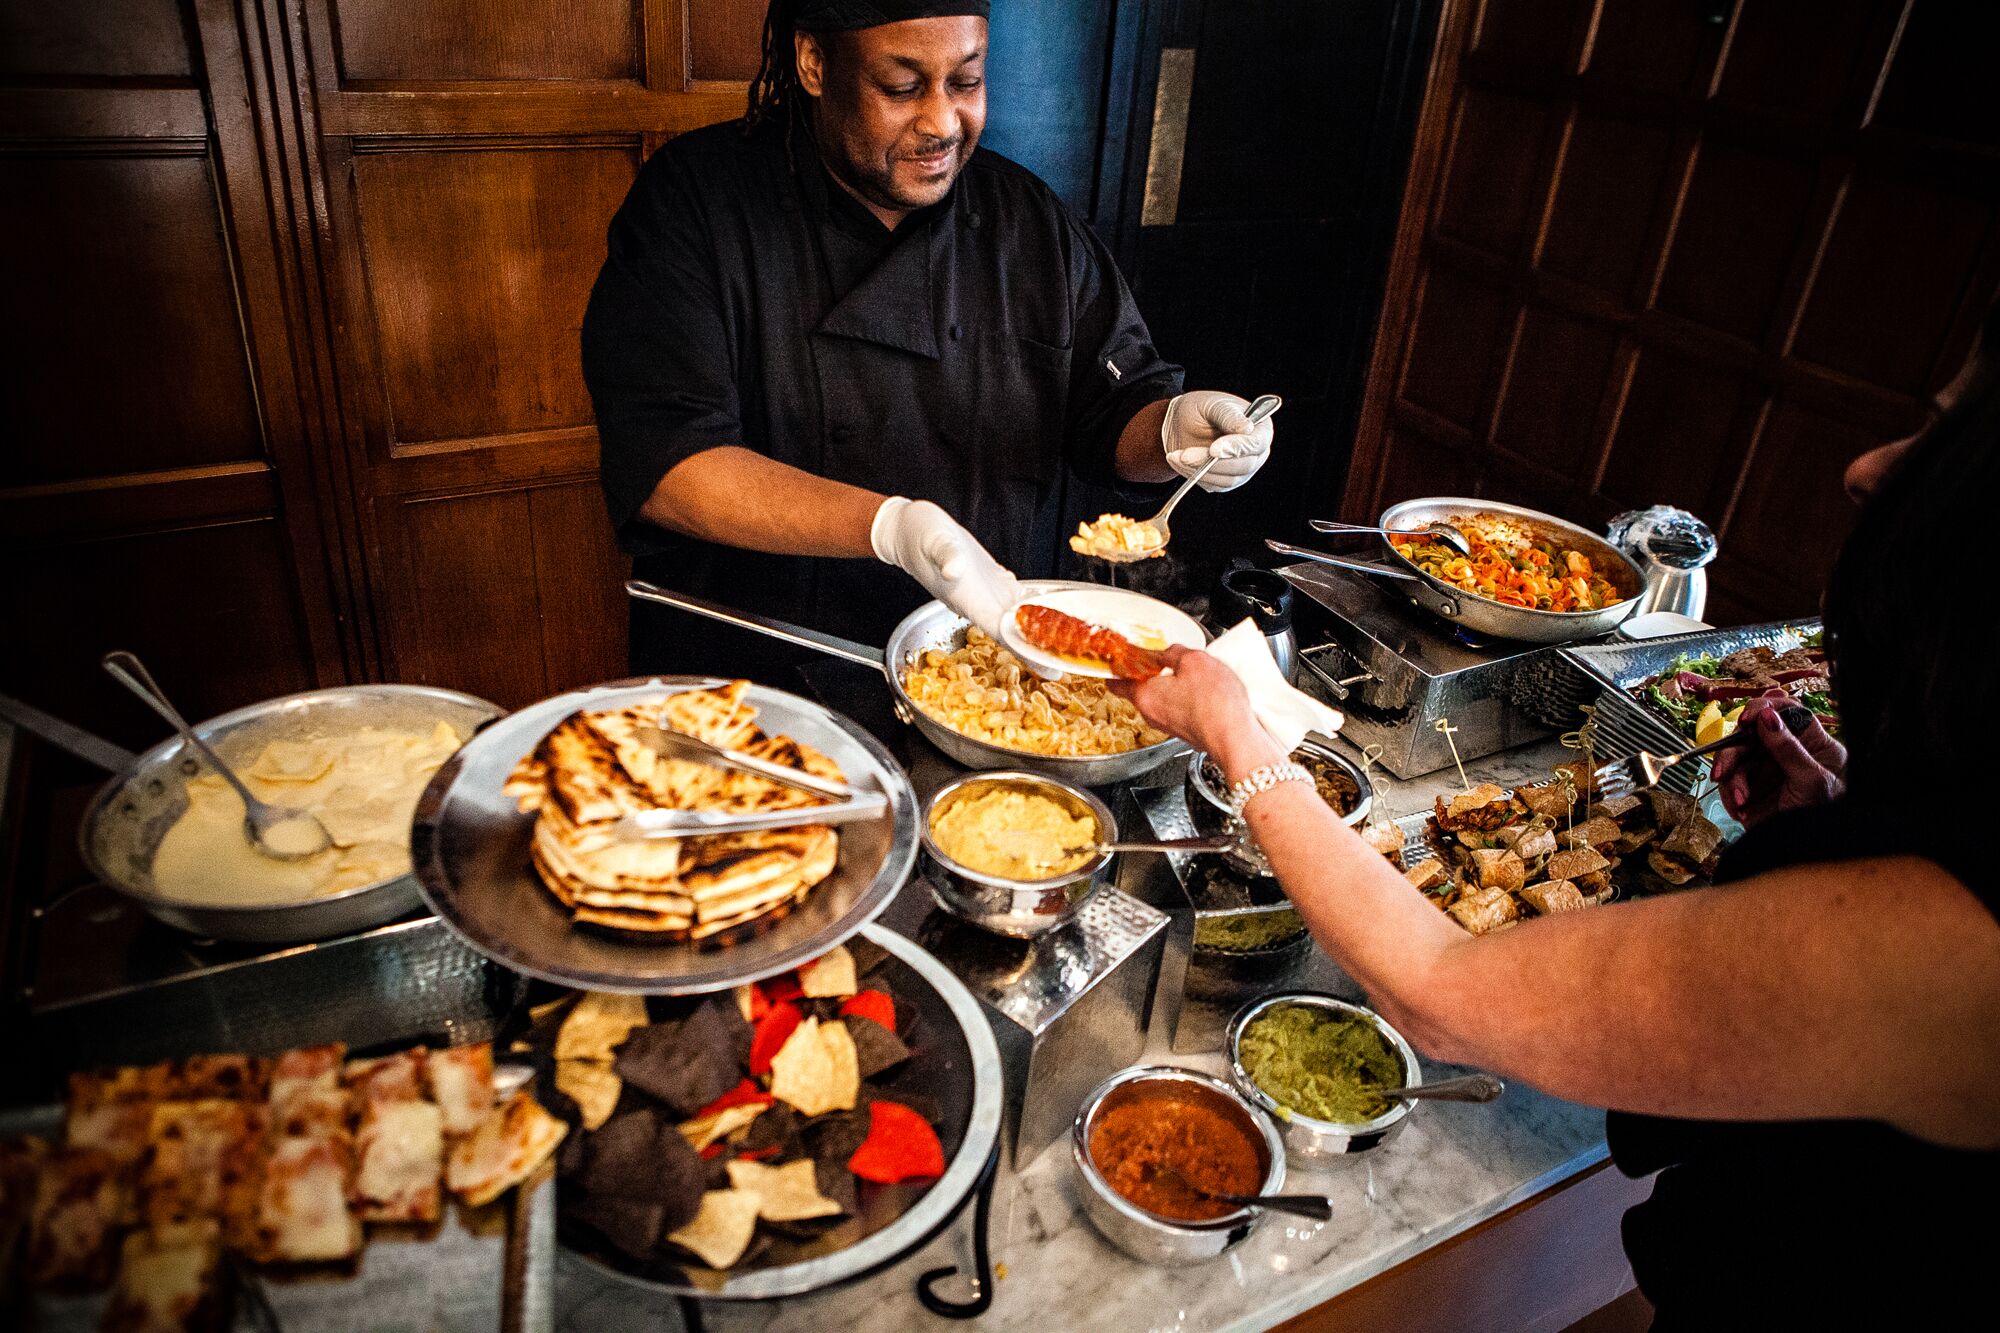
[[1099, 834, 1239, 855], [101, 651, 257, 805], [638, 724, 862, 801], [1379, 1072, 1505, 1103], [626, 580, 887, 671], [1264, 540, 1421, 582], [1222, 1191, 1334, 1222], [0, 693, 136, 773], [1664, 702, 1812, 768], [613, 795, 888, 841]]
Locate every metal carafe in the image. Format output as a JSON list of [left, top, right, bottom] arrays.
[[1211, 566, 1297, 680], [1606, 506, 1717, 620]]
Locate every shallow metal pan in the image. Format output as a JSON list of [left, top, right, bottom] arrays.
[[411, 676, 918, 995], [1273, 498, 1644, 644], [562, 921, 1004, 1301], [75, 685, 501, 945], [627, 580, 1189, 786]]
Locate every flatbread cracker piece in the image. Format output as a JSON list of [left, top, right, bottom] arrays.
[[797, 945, 858, 999], [446, 1091, 568, 1208], [767, 1017, 859, 1118], [555, 1060, 622, 1132], [556, 992, 650, 1063], [665, 1188, 762, 1270], [726, 1158, 843, 1222]]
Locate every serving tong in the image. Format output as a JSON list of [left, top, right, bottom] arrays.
[[1308, 518, 1473, 558], [610, 724, 888, 841], [1591, 703, 1811, 800]]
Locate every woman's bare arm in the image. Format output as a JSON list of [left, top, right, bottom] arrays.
[[1123, 649, 2000, 1150]]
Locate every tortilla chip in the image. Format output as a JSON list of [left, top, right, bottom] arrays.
[[568, 1193, 670, 1263], [842, 1016, 911, 1079], [556, 992, 649, 1063], [847, 1100, 946, 1184], [613, 995, 752, 1117], [665, 1188, 763, 1270], [726, 1157, 843, 1222], [579, 1109, 708, 1232], [767, 1017, 859, 1118], [555, 1060, 622, 1131], [678, 1103, 765, 1152], [797, 946, 857, 999]]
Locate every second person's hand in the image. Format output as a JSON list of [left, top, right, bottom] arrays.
[[1111, 646, 1286, 779]]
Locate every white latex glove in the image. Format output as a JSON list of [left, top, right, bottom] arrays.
[[1161, 390, 1275, 492], [871, 498, 1021, 640]]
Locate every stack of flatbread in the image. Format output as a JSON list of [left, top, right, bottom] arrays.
[[506, 682, 845, 946]]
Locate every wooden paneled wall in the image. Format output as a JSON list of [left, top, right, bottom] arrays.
[[1, 1, 762, 743], [1346, 0, 2000, 623]]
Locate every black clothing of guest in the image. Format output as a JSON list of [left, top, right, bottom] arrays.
[[582, 117, 1181, 678], [1607, 800, 1998, 1328]]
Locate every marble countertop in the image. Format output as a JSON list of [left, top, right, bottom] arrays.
[[558, 734, 1611, 1333]]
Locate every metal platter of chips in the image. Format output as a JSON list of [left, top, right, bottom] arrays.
[[412, 678, 920, 996], [554, 924, 1004, 1301]]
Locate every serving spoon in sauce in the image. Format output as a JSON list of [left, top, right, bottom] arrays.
[[1146, 1163, 1334, 1222], [101, 650, 333, 861]]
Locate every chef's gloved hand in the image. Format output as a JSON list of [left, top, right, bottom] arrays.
[[872, 498, 1021, 640], [1161, 390, 1276, 492]]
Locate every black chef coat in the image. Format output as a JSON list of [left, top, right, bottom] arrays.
[[582, 117, 1183, 679]]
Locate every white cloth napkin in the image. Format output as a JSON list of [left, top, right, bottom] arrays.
[[1203, 618, 1345, 753]]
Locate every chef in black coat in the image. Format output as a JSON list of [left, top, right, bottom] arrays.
[[583, 0, 1276, 678]]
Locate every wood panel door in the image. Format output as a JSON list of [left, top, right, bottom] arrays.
[[0, 0, 347, 747], [290, 0, 758, 708], [1346, 0, 2000, 623]]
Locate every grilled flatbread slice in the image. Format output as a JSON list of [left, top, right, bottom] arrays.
[[660, 681, 757, 749], [538, 716, 651, 827]]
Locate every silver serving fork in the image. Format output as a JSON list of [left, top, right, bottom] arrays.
[[1592, 703, 1811, 800]]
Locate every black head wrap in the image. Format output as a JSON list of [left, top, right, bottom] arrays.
[[792, 1, 990, 31]]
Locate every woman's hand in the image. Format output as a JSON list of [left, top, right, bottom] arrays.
[[1110, 646, 1286, 777], [1709, 696, 1846, 828]]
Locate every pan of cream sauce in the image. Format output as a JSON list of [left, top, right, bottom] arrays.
[[80, 685, 501, 943]]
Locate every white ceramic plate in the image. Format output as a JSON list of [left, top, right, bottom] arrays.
[[998, 586, 1207, 679]]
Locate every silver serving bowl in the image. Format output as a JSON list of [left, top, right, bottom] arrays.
[[920, 770, 1114, 937], [1186, 736, 1373, 876], [1225, 993, 1421, 1163], [79, 685, 500, 945], [1071, 1065, 1287, 1266]]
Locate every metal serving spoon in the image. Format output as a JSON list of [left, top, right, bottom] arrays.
[[1308, 518, 1474, 558], [1374, 1072, 1505, 1104], [992, 831, 1240, 869], [1088, 394, 1283, 564], [1150, 1164, 1333, 1222], [101, 650, 333, 861]]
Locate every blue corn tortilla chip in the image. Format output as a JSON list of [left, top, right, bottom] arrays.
[[614, 994, 751, 1116], [579, 1108, 708, 1235], [841, 1015, 910, 1079], [568, 1193, 670, 1264]]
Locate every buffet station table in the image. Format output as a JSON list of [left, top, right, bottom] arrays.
[[9, 505, 1819, 1331]]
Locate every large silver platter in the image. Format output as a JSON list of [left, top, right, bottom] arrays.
[[411, 677, 919, 994], [79, 684, 501, 945], [563, 922, 1004, 1301]]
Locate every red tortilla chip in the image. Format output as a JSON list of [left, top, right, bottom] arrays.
[[761, 973, 804, 1005], [696, 1079, 773, 1120], [838, 990, 896, 1033], [846, 1100, 945, 1184], [748, 1002, 804, 1077]]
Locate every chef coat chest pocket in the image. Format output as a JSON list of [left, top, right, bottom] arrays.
[[967, 331, 1071, 484]]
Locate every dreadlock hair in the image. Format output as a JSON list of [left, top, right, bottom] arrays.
[[746, 0, 812, 165]]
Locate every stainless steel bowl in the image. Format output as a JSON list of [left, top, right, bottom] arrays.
[[79, 685, 500, 945], [920, 771, 1114, 938], [1225, 993, 1421, 1163], [1186, 737, 1373, 876], [1071, 1065, 1288, 1266]]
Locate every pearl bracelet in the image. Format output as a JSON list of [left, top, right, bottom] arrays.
[[1225, 762, 1313, 818]]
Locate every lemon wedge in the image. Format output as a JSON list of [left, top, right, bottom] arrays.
[[1694, 701, 1742, 746]]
